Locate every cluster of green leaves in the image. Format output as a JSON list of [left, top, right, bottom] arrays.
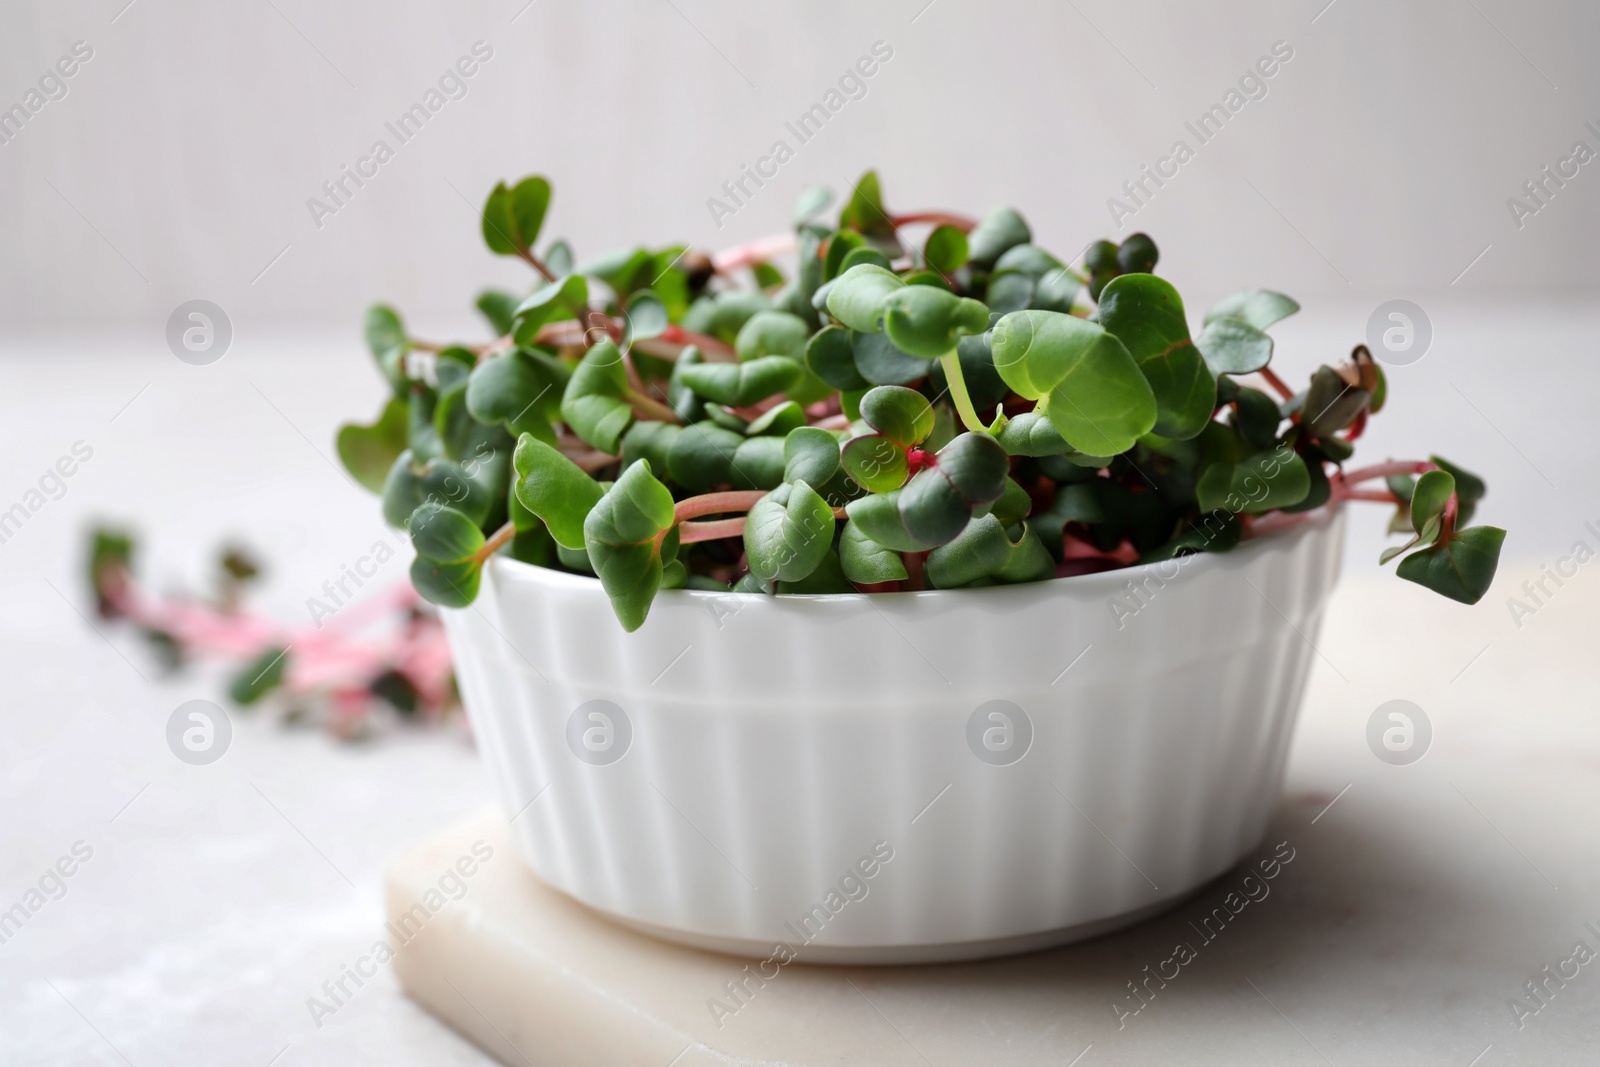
[[338, 170, 1506, 630]]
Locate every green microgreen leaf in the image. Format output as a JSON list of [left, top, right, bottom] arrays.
[[1195, 445, 1311, 515], [583, 460, 677, 631], [839, 519, 908, 584], [667, 344, 705, 421], [735, 310, 811, 361], [1196, 317, 1274, 375], [667, 421, 745, 490], [409, 502, 485, 563], [844, 489, 931, 552], [899, 432, 1010, 545], [512, 434, 605, 550], [624, 289, 668, 344], [1203, 289, 1300, 331], [1396, 525, 1506, 605], [852, 330, 929, 386], [841, 434, 909, 493], [678, 356, 804, 407], [746, 400, 806, 437], [794, 186, 833, 224], [230, 647, 290, 705], [825, 264, 905, 333], [926, 515, 1054, 588], [409, 557, 481, 608], [1431, 455, 1486, 527], [1097, 274, 1217, 440], [879, 286, 990, 359], [1301, 365, 1370, 438], [784, 426, 842, 486], [1231, 387, 1284, 449], [840, 246, 893, 273], [744, 480, 837, 583], [560, 339, 634, 454], [337, 397, 409, 493], [990, 310, 1156, 455], [509, 176, 551, 251], [513, 275, 589, 345], [805, 325, 871, 390], [838, 169, 894, 238], [996, 409, 1070, 457], [1410, 469, 1455, 539], [858, 386, 934, 447], [477, 290, 520, 335], [467, 349, 567, 433], [365, 305, 408, 392], [730, 435, 788, 489], [924, 225, 969, 273], [966, 206, 1031, 268]]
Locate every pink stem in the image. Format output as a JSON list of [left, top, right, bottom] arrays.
[[712, 233, 799, 273], [674, 491, 769, 523], [679, 517, 748, 544], [890, 212, 978, 232], [1337, 460, 1438, 486]]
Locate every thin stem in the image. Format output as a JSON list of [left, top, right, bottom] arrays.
[[519, 247, 557, 283], [1258, 367, 1295, 401], [674, 490, 769, 523], [1338, 460, 1438, 486], [661, 325, 737, 359], [940, 351, 988, 434], [675, 502, 848, 545], [712, 232, 799, 273], [679, 517, 747, 544], [903, 550, 927, 591], [474, 522, 516, 564], [626, 389, 682, 424], [562, 448, 618, 473], [890, 212, 978, 232]]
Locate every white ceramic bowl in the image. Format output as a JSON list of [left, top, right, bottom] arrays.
[[443, 506, 1345, 964]]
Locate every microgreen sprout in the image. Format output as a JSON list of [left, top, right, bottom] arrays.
[[339, 170, 1506, 631]]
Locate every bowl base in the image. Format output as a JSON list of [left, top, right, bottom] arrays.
[[582, 889, 1201, 965]]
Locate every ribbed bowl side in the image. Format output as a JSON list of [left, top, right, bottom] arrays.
[[442, 509, 1345, 952]]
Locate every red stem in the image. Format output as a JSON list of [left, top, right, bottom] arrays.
[[903, 551, 927, 591], [1259, 367, 1295, 401]]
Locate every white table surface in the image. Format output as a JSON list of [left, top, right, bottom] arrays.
[[1, 300, 1596, 1064]]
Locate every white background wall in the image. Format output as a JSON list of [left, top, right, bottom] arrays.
[[1, 0, 1597, 336]]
